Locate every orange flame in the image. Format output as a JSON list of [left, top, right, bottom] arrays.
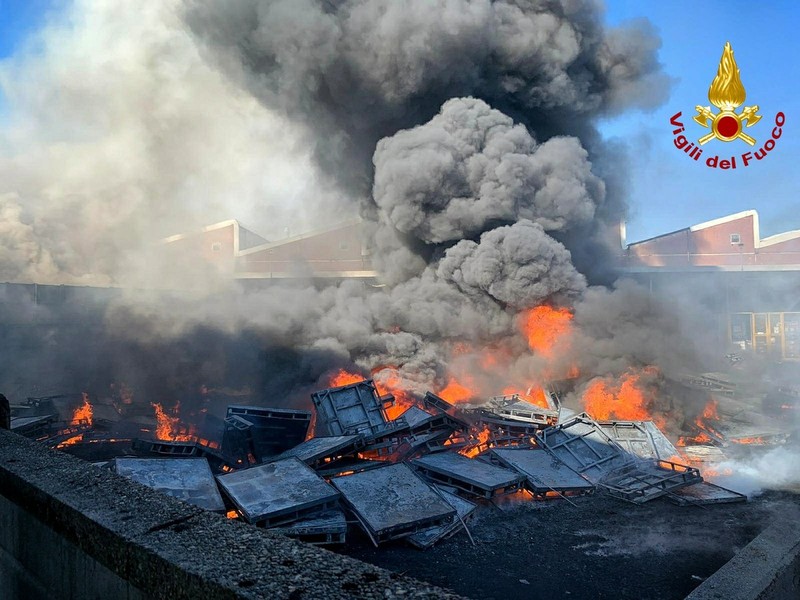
[[438, 378, 475, 404], [731, 436, 765, 445], [373, 368, 417, 420], [677, 398, 722, 446], [502, 386, 550, 409], [708, 42, 746, 110], [461, 425, 491, 458], [520, 306, 573, 357], [329, 369, 365, 387], [582, 368, 657, 421], [57, 434, 84, 448], [151, 402, 195, 442], [71, 393, 93, 426]]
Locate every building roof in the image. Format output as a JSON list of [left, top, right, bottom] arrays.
[[625, 210, 800, 250]]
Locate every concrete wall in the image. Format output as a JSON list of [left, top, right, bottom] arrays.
[[0, 429, 462, 600], [686, 519, 800, 600]]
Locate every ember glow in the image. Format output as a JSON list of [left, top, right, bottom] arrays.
[[731, 437, 767, 445], [70, 393, 93, 426], [520, 306, 573, 357], [582, 367, 658, 421], [677, 398, 723, 446], [461, 425, 491, 458], [57, 434, 84, 448]]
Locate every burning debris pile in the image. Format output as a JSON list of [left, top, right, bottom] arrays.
[[11, 371, 772, 552]]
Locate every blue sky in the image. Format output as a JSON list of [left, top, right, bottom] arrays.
[[1, 1, 798, 243], [602, 1, 800, 242], [0, 0, 54, 56]]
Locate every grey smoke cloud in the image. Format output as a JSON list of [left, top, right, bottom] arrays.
[[0, 0, 698, 417], [186, 0, 669, 191], [372, 97, 603, 244], [437, 220, 586, 308]]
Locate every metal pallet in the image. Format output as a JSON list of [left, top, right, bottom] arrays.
[[599, 460, 703, 504]]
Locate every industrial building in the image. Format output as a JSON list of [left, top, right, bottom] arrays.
[[620, 210, 800, 360], [161, 218, 377, 281]]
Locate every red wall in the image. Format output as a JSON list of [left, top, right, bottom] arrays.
[[163, 224, 236, 273], [624, 214, 800, 268], [236, 222, 372, 275]]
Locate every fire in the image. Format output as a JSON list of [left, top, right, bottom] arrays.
[[329, 369, 365, 387], [438, 378, 475, 404], [730, 436, 766, 445], [373, 368, 417, 420], [71, 393, 93, 426], [677, 397, 722, 446], [582, 368, 657, 421], [520, 305, 573, 357], [702, 466, 734, 479], [151, 402, 196, 442], [461, 425, 491, 458], [57, 434, 84, 448], [326, 368, 418, 421], [700, 398, 720, 422], [502, 386, 549, 409], [677, 399, 722, 445]]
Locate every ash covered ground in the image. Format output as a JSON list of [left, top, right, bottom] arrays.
[[340, 491, 800, 600]]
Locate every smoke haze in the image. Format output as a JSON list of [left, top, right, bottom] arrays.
[[1, 0, 725, 432]]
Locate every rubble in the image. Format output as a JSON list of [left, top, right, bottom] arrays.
[[17, 374, 774, 555], [464, 394, 558, 447]]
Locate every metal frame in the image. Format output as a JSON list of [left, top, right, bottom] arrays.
[[597, 420, 680, 461], [225, 405, 311, 459], [537, 413, 632, 482], [667, 481, 747, 506], [599, 460, 703, 504], [132, 438, 200, 457], [311, 380, 395, 438], [216, 458, 340, 527], [271, 511, 348, 545]]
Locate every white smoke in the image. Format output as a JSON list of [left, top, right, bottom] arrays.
[[0, 0, 349, 286], [708, 446, 800, 497]]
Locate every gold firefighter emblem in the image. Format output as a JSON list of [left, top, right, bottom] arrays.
[[693, 42, 761, 145]]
